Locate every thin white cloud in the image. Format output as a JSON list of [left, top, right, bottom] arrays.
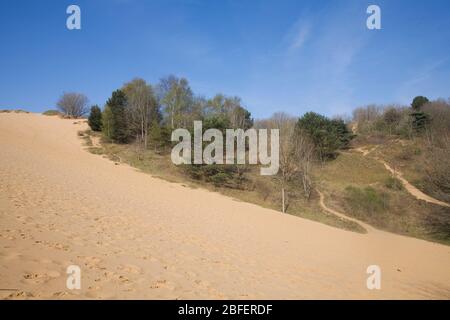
[[289, 22, 311, 51], [285, 19, 311, 53], [396, 57, 449, 102]]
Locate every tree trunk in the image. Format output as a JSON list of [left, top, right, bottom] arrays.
[[282, 187, 285, 213]]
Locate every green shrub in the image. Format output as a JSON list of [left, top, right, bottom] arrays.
[[42, 110, 62, 116], [183, 164, 203, 180], [209, 172, 230, 186], [384, 177, 404, 191]]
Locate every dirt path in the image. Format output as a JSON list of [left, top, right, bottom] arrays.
[[354, 146, 450, 208], [1, 113, 449, 299], [316, 190, 374, 233], [380, 160, 450, 208]]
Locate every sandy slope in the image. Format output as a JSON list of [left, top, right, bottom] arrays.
[[0, 113, 449, 299]]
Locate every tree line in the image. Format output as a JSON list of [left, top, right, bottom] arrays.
[[55, 76, 354, 213], [352, 96, 450, 202]]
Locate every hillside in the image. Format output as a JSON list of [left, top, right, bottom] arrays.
[[1, 112, 449, 299]]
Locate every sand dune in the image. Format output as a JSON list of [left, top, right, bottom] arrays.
[[0, 113, 449, 299]]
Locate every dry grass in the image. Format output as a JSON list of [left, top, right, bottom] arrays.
[[42, 110, 63, 116], [0, 109, 29, 114], [316, 150, 450, 245]]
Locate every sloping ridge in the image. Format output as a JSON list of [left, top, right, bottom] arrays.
[[0, 113, 449, 299]]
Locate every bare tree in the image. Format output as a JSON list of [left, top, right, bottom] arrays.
[[293, 129, 315, 199], [57, 92, 89, 118], [259, 113, 316, 211], [266, 112, 297, 213], [122, 78, 158, 149]]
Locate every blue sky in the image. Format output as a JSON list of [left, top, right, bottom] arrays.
[[1, 0, 449, 118]]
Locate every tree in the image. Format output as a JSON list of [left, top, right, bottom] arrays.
[[102, 105, 114, 139], [266, 112, 297, 213], [57, 92, 89, 118], [411, 96, 430, 133], [331, 118, 353, 149], [296, 112, 352, 160], [158, 76, 193, 129], [122, 78, 159, 149], [88, 105, 102, 131], [411, 111, 430, 133], [383, 106, 402, 134], [293, 129, 315, 199], [148, 119, 171, 152], [106, 90, 129, 143], [228, 103, 253, 130], [411, 96, 429, 110], [206, 94, 253, 130]]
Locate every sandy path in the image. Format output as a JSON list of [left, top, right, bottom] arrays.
[[380, 160, 450, 208], [354, 147, 450, 208], [316, 190, 374, 233], [1, 113, 449, 299]]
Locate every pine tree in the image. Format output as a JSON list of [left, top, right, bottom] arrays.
[[411, 96, 429, 110], [410, 96, 430, 133], [88, 105, 102, 131], [106, 90, 129, 143]]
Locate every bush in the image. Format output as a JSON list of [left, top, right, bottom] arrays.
[[182, 164, 245, 188], [43, 110, 62, 116], [384, 177, 404, 191], [209, 172, 230, 186], [183, 164, 203, 180]]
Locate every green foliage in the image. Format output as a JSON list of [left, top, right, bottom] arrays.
[[411, 111, 430, 132], [182, 164, 246, 188], [345, 186, 389, 214], [384, 177, 404, 191], [102, 105, 114, 139], [159, 76, 194, 128], [88, 105, 102, 131], [203, 115, 230, 132], [42, 110, 62, 116], [411, 96, 429, 110], [209, 172, 230, 186], [106, 90, 130, 143], [148, 120, 171, 149], [296, 112, 353, 159], [331, 118, 353, 149]]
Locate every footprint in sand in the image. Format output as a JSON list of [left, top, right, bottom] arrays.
[[117, 264, 143, 275], [22, 272, 49, 285], [78, 255, 102, 270], [6, 291, 35, 299], [150, 279, 175, 291]]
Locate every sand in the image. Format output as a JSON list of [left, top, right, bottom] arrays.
[[0, 113, 449, 299]]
